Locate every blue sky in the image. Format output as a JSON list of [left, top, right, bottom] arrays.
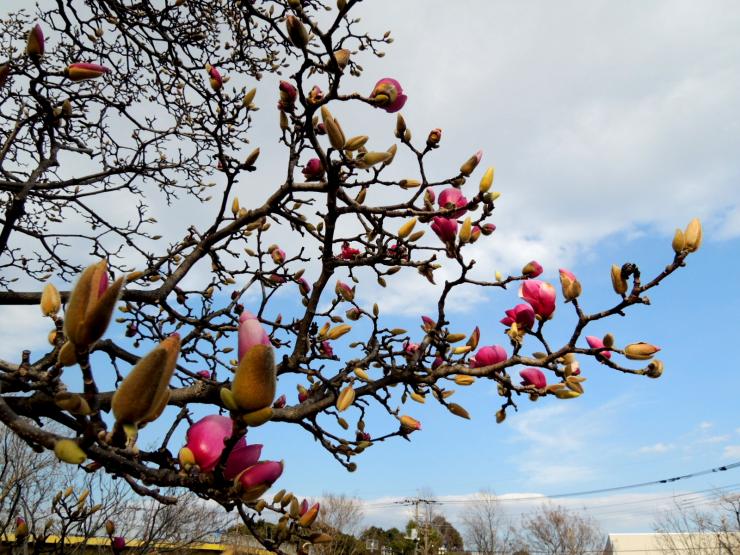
[[2, 0, 739, 537]]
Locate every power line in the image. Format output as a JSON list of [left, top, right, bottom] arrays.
[[361, 460, 740, 509]]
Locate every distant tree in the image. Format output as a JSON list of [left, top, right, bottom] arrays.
[[653, 491, 740, 554], [461, 490, 511, 554], [0, 424, 229, 553], [314, 493, 365, 555], [431, 514, 463, 553], [515, 505, 603, 555]]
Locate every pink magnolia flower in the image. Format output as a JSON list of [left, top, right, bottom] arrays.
[[431, 217, 458, 243], [335, 280, 354, 301], [480, 223, 496, 236], [346, 307, 362, 320], [370, 78, 408, 113], [15, 517, 28, 538], [559, 268, 577, 282], [300, 499, 309, 516], [522, 260, 543, 278], [424, 188, 436, 205], [339, 242, 361, 260], [273, 394, 287, 409], [438, 188, 469, 218], [307, 85, 323, 104], [432, 355, 444, 369], [421, 315, 436, 331], [404, 341, 420, 355], [427, 128, 442, 147], [278, 80, 297, 111], [500, 303, 536, 330], [297, 384, 309, 403], [67, 62, 110, 82], [297, 277, 311, 296], [207, 65, 222, 91], [470, 226, 482, 243], [469, 345, 507, 369], [0, 64, 9, 88], [269, 274, 286, 284], [387, 243, 407, 260], [320, 340, 334, 357], [519, 280, 557, 319], [302, 158, 324, 181], [270, 247, 286, 264], [224, 440, 263, 480], [238, 310, 270, 362], [196, 370, 210, 379], [236, 460, 284, 492], [559, 268, 582, 301], [112, 537, 126, 552], [520, 368, 547, 389], [26, 24, 44, 57], [586, 336, 611, 359], [184, 415, 261, 478]]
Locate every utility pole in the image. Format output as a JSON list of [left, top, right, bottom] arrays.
[[397, 497, 439, 555]]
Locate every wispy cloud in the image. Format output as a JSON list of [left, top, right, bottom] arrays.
[[638, 443, 675, 455]]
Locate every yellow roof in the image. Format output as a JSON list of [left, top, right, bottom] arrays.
[[1, 534, 274, 554]]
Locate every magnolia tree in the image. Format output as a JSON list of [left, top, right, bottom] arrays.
[[0, 0, 702, 553]]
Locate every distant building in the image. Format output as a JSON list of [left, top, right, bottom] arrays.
[[0, 533, 280, 554], [603, 532, 740, 554]]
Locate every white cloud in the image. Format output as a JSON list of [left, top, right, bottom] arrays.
[[722, 445, 740, 459], [638, 443, 675, 455], [698, 435, 731, 445], [0, 305, 53, 361], [699, 421, 714, 430]]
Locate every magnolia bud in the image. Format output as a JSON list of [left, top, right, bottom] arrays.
[[455, 375, 475, 386], [242, 406, 274, 427], [26, 24, 45, 57], [243, 88, 257, 107], [326, 324, 351, 340], [447, 403, 471, 420], [610, 264, 628, 296], [334, 49, 350, 70], [624, 342, 660, 360], [460, 150, 482, 177], [244, 147, 260, 167], [40, 283, 61, 316], [344, 135, 369, 151], [672, 228, 685, 253], [683, 218, 702, 253], [479, 167, 494, 193], [395, 114, 406, 138], [459, 217, 472, 243], [646, 359, 664, 379], [286, 15, 309, 49], [400, 415, 421, 431], [357, 151, 391, 168], [54, 439, 87, 464], [397, 217, 417, 239], [324, 116, 345, 150], [336, 385, 355, 412]]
